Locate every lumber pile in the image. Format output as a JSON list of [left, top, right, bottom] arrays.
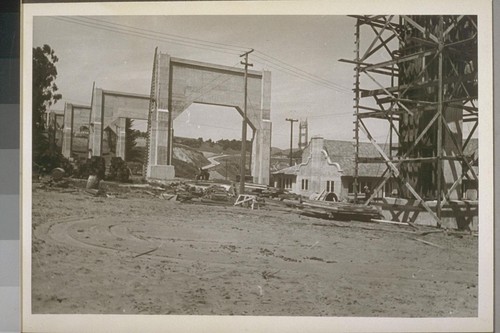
[[283, 199, 383, 222]]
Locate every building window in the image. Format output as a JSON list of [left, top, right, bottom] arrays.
[[348, 181, 356, 194], [301, 179, 309, 190], [326, 180, 335, 192]]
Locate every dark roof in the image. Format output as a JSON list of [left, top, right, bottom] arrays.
[[324, 137, 479, 177], [272, 164, 300, 175], [323, 140, 388, 177]]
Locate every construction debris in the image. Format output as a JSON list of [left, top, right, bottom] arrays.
[[204, 185, 233, 202], [283, 198, 383, 222], [234, 194, 262, 209]]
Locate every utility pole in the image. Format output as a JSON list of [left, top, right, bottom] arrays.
[[286, 118, 298, 166], [239, 49, 253, 195]]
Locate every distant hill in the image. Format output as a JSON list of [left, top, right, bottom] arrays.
[[270, 147, 284, 155], [271, 146, 302, 156], [71, 134, 303, 181]]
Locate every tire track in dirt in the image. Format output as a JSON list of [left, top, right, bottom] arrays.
[[36, 215, 477, 286]]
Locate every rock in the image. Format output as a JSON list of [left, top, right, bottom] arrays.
[[51, 167, 65, 181], [86, 175, 99, 189]]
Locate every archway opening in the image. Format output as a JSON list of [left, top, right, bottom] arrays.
[[173, 103, 253, 180]]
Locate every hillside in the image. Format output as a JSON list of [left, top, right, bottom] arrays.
[[69, 135, 294, 181], [172, 144, 210, 179], [210, 154, 250, 181]]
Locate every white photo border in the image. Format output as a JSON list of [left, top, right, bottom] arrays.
[[21, 1, 494, 332]]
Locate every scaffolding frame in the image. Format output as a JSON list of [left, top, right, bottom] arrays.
[[340, 15, 478, 226]]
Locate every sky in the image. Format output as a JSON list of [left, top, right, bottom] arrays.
[[33, 15, 409, 149]]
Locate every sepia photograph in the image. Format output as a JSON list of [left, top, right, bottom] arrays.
[[22, 1, 493, 332]]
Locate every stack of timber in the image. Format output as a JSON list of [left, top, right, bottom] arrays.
[[282, 199, 383, 222], [201, 184, 235, 204]]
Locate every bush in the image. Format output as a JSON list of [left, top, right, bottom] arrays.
[[108, 157, 131, 183], [34, 152, 73, 177]]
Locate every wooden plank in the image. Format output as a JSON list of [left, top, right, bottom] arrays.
[[361, 16, 393, 62], [412, 238, 445, 249], [357, 157, 386, 163], [402, 16, 439, 43], [363, 71, 413, 116], [362, 49, 435, 72], [371, 219, 418, 229]]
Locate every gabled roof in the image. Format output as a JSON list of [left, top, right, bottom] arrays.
[[273, 137, 479, 178], [273, 139, 388, 177], [323, 140, 388, 177]]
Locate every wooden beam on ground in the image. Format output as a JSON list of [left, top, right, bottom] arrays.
[[371, 218, 419, 230]]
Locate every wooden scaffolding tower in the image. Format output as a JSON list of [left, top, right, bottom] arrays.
[[340, 15, 478, 226]]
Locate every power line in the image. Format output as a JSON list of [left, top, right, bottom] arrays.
[[50, 16, 352, 93], [253, 54, 350, 93], [83, 16, 246, 53], [49, 17, 358, 140], [254, 51, 352, 93], [52, 17, 242, 56]]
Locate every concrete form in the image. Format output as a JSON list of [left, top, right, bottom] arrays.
[[87, 88, 150, 161], [146, 51, 272, 184]]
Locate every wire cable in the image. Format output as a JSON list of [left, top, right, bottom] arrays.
[[49, 16, 353, 93]]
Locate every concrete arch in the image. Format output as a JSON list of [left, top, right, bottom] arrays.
[[87, 88, 150, 161], [147, 52, 272, 185], [61, 103, 91, 159]]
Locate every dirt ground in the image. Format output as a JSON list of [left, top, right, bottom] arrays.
[[31, 184, 478, 317]]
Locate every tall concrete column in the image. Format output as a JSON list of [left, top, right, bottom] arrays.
[[61, 103, 73, 158], [115, 117, 127, 159], [251, 70, 272, 185], [145, 54, 271, 182], [148, 52, 175, 179], [89, 87, 103, 156], [253, 120, 272, 185]]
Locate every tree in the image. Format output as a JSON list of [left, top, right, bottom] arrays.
[[125, 118, 143, 162], [32, 44, 62, 167]]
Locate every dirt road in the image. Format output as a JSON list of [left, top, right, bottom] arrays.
[[31, 187, 478, 316]]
